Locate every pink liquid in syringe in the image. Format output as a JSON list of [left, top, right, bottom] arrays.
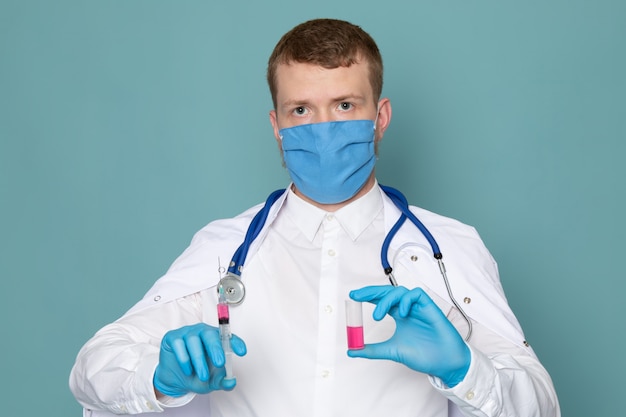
[[346, 326, 364, 350], [217, 304, 229, 324]]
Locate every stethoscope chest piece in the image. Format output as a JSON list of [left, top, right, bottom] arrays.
[[218, 273, 246, 305]]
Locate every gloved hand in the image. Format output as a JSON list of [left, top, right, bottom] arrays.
[[348, 285, 470, 388], [153, 323, 247, 397]]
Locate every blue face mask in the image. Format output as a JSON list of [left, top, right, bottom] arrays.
[[279, 119, 376, 204]]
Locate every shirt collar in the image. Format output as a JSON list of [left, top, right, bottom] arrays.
[[282, 182, 383, 242]]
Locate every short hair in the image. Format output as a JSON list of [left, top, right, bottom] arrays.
[[267, 18, 383, 108]]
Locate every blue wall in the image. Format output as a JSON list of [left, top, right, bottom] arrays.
[[1, 1, 624, 416]]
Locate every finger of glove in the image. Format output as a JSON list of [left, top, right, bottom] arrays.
[[350, 285, 395, 304], [221, 377, 237, 391], [347, 341, 393, 361], [371, 287, 410, 321], [183, 333, 210, 382], [170, 338, 193, 377], [230, 334, 247, 357], [398, 287, 435, 317], [206, 365, 237, 392], [398, 288, 450, 330], [198, 328, 224, 370], [351, 286, 408, 320]]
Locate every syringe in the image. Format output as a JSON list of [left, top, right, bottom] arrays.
[[217, 286, 234, 380]]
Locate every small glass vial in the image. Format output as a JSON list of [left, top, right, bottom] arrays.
[[345, 299, 365, 350]]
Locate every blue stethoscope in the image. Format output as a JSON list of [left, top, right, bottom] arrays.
[[218, 185, 473, 340]]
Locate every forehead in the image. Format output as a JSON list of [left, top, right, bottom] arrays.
[[274, 61, 373, 104]]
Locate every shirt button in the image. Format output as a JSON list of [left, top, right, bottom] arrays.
[[326, 214, 334, 221], [321, 370, 331, 378], [324, 305, 333, 314], [328, 249, 336, 256], [465, 391, 475, 400]]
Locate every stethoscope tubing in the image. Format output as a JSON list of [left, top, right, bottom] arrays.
[[225, 185, 472, 341], [228, 189, 286, 276]]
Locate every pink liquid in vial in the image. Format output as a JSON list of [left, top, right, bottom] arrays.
[[347, 326, 364, 350]]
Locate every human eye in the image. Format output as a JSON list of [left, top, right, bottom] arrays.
[[337, 102, 354, 112], [292, 106, 309, 116]]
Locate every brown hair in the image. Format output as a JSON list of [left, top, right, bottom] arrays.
[[267, 18, 383, 108]]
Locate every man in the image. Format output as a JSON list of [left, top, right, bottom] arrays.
[[70, 18, 560, 416]]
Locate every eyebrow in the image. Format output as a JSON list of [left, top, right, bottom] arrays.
[[280, 99, 308, 108], [333, 94, 367, 103]]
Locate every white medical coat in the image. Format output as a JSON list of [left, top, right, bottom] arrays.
[[70, 186, 559, 416]]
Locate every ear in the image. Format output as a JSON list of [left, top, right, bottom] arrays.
[[374, 98, 392, 143], [269, 110, 281, 145]]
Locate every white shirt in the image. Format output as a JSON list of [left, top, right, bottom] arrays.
[[70, 184, 560, 417]]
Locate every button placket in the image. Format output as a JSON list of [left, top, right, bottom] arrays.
[[315, 213, 340, 402]]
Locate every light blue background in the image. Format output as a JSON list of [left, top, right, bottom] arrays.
[[1, 1, 624, 416]]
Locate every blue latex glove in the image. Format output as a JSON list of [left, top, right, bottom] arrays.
[[348, 285, 470, 388], [153, 323, 247, 397]]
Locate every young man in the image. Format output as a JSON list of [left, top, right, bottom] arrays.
[[70, 19, 560, 417]]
